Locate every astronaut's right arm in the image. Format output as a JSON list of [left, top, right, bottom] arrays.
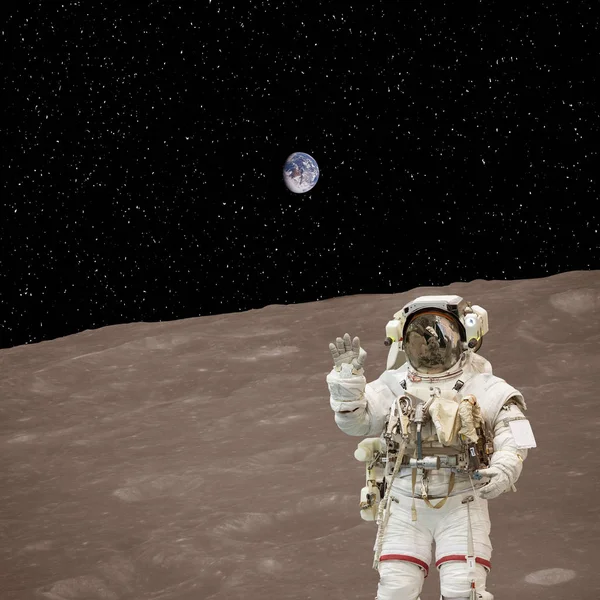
[[326, 332, 397, 437], [327, 365, 397, 437]]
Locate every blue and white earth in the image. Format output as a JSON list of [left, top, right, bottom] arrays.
[[283, 152, 319, 193]]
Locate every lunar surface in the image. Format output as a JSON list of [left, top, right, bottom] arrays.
[[2, 270, 599, 599]]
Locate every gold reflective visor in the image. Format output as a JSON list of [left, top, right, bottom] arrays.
[[403, 311, 463, 374]]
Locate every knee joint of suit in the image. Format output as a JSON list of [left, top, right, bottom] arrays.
[[377, 560, 425, 600], [441, 594, 493, 600], [439, 562, 492, 600]]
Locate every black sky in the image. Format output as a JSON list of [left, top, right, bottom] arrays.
[[2, 1, 599, 349]]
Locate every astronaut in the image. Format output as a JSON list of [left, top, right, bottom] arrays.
[[326, 295, 536, 600]]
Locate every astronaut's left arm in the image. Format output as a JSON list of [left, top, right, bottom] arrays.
[[478, 398, 534, 500]]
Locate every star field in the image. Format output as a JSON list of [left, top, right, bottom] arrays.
[[2, 1, 599, 348]]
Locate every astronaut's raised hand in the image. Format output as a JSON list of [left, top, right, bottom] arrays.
[[475, 465, 512, 500], [329, 333, 367, 375], [327, 333, 368, 416]]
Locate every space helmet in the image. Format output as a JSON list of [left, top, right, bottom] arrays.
[[384, 295, 489, 373]]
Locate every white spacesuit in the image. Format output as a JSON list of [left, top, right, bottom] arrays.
[[327, 295, 536, 600]]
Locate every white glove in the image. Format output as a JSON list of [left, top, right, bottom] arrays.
[[329, 333, 367, 375], [475, 465, 512, 500], [327, 333, 367, 413]]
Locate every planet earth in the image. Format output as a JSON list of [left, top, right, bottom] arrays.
[[283, 152, 319, 193]]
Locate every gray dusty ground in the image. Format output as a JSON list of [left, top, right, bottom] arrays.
[[2, 270, 600, 599]]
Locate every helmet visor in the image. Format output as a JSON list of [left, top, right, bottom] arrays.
[[403, 311, 463, 374]]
